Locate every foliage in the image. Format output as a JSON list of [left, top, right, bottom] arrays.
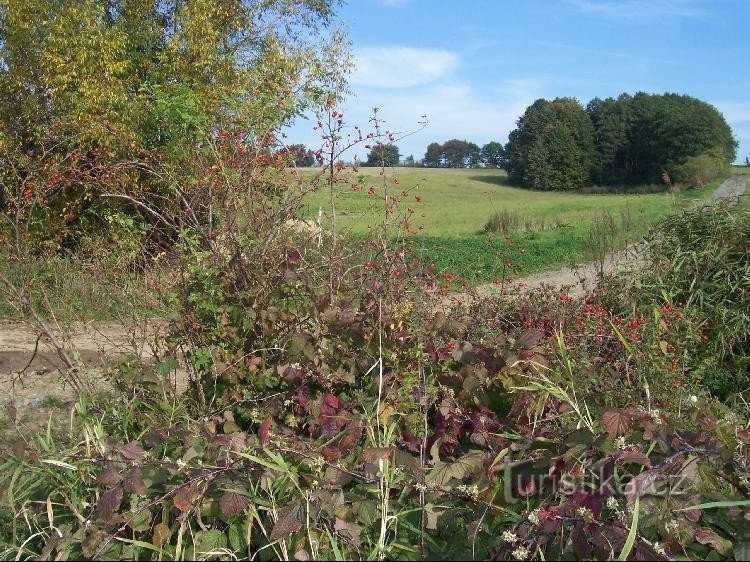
[[0, 0, 349, 248], [506, 92, 737, 190], [364, 143, 400, 167], [610, 203, 750, 400], [586, 92, 737, 186], [671, 149, 730, 187], [2, 304, 748, 560], [422, 139, 481, 168], [480, 142, 505, 168], [504, 97, 596, 190], [288, 144, 318, 168]]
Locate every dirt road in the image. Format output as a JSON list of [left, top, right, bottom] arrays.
[[2, 176, 746, 411]]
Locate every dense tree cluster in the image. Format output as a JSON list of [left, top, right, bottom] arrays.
[[504, 93, 737, 190], [422, 139, 504, 168]]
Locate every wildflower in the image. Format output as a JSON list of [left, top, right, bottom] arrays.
[[512, 546, 530, 560], [502, 530, 518, 543], [527, 509, 541, 526], [606, 497, 619, 509], [653, 542, 666, 556], [457, 484, 480, 499], [690, 395, 698, 403], [576, 506, 594, 523], [614, 436, 627, 449]]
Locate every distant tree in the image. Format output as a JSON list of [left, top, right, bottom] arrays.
[[403, 154, 415, 167], [480, 141, 505, 168], [287, 144, 316, 167], [588, 92, 737, 185], [440, 139, 480, 168], [745, 156, 749, 167], [586, 94, 632, 184], [364, 143, 400, 167], [423, 142, 443, 167], [504, 97, 595, 190]]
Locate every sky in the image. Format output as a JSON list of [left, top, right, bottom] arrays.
[[284, 0, 750, 164]]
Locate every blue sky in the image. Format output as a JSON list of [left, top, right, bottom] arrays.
[[285, 0, 750, 164]]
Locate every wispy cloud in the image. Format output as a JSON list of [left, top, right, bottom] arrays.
[[567, 0, 706, 21], [352, 46, 458, 89], [375, 0, 410, 6], [333, 77, 544, 160]]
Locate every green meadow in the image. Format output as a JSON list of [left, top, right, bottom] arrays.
[[300, 167, 722, 282]]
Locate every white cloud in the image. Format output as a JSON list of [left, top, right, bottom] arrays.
[[567, 0, 705, 20], [351, 46, 459, 89], [330, 77, 543, 161]]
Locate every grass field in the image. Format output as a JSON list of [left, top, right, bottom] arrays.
[[300, 167, 723, 282]]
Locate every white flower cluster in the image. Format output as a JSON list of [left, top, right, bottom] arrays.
[[576, 506, 593, 522], [502, 530, 518, 543], [457, 484, 479, 499], [512, 546, 530, 560], [527, 509, 541, 526]]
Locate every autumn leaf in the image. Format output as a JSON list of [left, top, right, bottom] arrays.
[[601, 409, 630, 438], [258, 417, 271, 445], [119, 441, 145, 462], [95, 487, 124, 522], [270, 503, 302, 542], [173, 482, 201, 513], [695, 527, 732, 554], [96, 464, 123, 488], [152, 522, 170, 547], [123, 467, 146, 495], [219, 492, 249, 517], [362, 447, 393, 464]]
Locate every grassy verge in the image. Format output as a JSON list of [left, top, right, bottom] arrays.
[[0, 255, 172, 321], [302, 168, 727, 283]]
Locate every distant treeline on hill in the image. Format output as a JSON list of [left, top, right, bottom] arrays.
[[504, 92, 737, 190]]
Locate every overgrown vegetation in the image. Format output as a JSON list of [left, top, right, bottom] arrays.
[[1, 2, 748, 561]]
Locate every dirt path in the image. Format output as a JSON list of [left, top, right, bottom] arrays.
[[453, 175, 748, 304], [2, 176, 746, 413], [0, 319, 173, 410]]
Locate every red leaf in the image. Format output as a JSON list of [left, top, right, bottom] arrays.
[[219, 492, 249, 517], [173, 482, 201, 513], [123, 467, 147, 495], [96, 464, 123, 488], [119, 441, 145, 462], [96, 487, 124, 522], [270, 504, 302, 541], [617, 450, 652, 468], [601, 410, 630, 438], [323, 393, 340, 410], [258, 417, 271, 445], [362, 447, 393, 464]]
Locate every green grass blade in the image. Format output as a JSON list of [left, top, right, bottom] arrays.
[[618, 496, 639, 561]]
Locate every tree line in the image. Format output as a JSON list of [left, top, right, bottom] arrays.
[[504, 93, 737, 190]]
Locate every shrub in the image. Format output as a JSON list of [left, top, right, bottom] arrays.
[[611, 203, 750, 400], [671, 149, 730, 187]]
